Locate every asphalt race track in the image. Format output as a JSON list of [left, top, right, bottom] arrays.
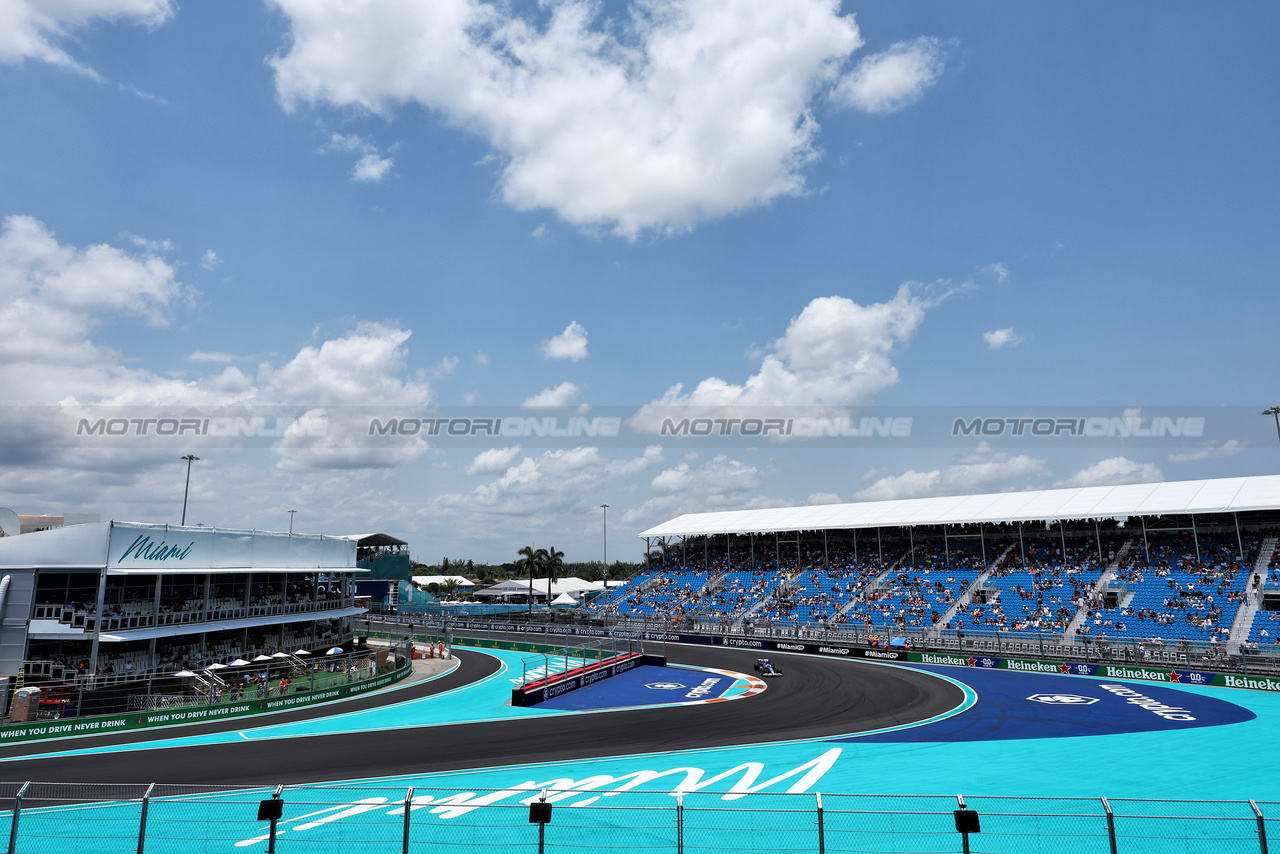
[[0, 646, 964, 786]]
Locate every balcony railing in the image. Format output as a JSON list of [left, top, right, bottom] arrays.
[[31, 597, 356, 633]]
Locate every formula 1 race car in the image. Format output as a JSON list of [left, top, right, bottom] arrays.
[[754, 658, 783, 677]]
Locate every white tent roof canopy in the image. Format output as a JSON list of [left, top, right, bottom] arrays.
[[638, 475, 1280, 539], [411, 575, 474, 587], [472, 577, 602, 599]]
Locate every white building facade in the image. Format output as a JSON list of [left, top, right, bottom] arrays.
[[0, 521, 366, 682]]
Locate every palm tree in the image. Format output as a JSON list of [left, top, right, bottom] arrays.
[[517, 545, 547, 614], [543, 546, 565, 604]]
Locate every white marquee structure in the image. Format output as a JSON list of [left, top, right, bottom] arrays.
[[638, 475, 1280, 540]]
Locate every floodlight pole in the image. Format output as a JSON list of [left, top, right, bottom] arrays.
[[180, 455, 200, 525], [600, 504, 609, 586], [1265, 406, 1280, 446], [288, 510, 297, 535]]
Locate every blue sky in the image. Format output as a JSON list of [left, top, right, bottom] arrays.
[[1, 1, 1278, 563]]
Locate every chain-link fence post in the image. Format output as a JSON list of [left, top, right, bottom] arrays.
[[401, 787, 414, 854], [815, 792, 825, 854], [6, 782, 29, 854], [955, 794, 974, 854], [262, 784, 285, 854], [136, 782, 155, 854], [675, 793, 686, 854], [1101, 797, 1118, 854], [133, 783, 155, 854], [1252, 800, 1269, 854]]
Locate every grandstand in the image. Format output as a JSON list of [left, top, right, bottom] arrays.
[[592, 476, 1280, 657]]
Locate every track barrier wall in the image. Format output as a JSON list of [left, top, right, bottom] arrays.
[[512, 652, 667, 707], [0, 785, 1275, 854]]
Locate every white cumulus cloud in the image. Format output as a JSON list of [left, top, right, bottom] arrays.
[[323, 133, 395, 182], [253, 323, 430, 407], [0, 0, 173, 73], [855, 445, 1049, 501], [0, 215, 426, 406], [834, 36, 946, 114], [268, 1, 941, 237], [650, 454, 761, 496], [523, 381, 579, 408], [542, 321, 589, 361], [0, 214, 452, 502], [624, 453, 782, 525], [1166, 440, 1244, 464], [435, 445, 663, 518], [188, 351, 235, 363], [352, 152, 394, 182], [638, 283, 947, 417], [983, 328, 1022, 350], [0, 214, 182, 403], [982, 262, 1009, 282], [467, 446, 523, 476], [1055, 457, 1164, 489], [200, 249, 222, 270]]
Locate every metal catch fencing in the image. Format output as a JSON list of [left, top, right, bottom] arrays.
[[0, 785, 1278, 853], [516, 637, 648, 686]]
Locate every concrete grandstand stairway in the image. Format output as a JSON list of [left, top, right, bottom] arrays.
[[1228, 534, 1279, 646], [607, 570, 665, 609], [700, 571, 729, 598], [934, 544, 1016, 631], [1065, 537, 1133, 638], [738, 580, 780, 621], [734, 569, 795, 626], [830, 558, 908, 624]]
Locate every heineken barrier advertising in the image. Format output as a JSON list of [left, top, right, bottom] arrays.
[[0, 667, 411, 745], [909, 653, 1226, 688], [381, 619, 1280, 695]]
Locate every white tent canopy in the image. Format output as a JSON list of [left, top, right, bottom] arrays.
[[551, 592, 579, 606], [473, 577, 602, 599], [412, 575, 474, 588], [638, 475, 1280, 539]]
